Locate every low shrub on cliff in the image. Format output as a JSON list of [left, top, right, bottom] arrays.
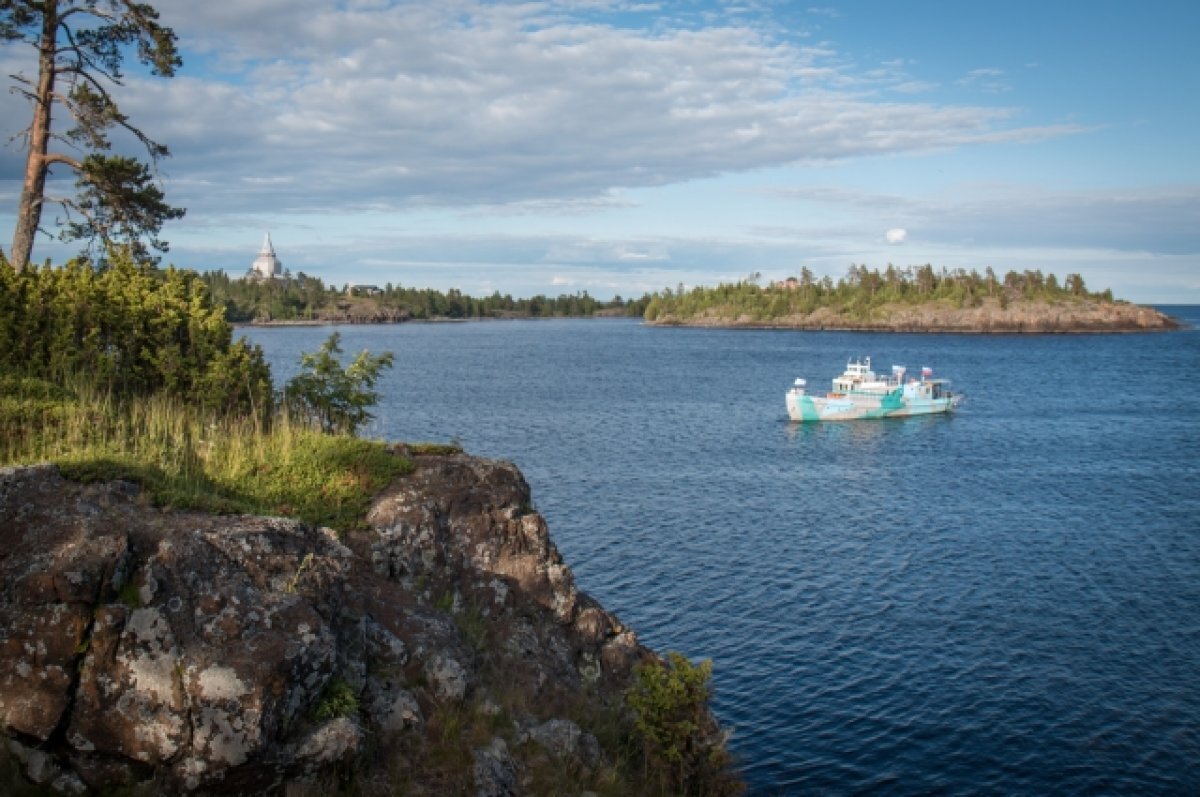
[[627, 651, 743, 796], [311, 678, 361, 722]]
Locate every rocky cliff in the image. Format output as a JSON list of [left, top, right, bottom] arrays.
[[0, 454, 681, 795]]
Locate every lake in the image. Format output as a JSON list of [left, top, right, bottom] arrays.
[[242, 307, 1200, 794]]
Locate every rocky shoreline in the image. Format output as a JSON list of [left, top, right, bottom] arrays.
[[648, 298, 1181, 333], [0, 454, 730, 794]]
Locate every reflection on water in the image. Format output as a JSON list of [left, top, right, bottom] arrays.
[[784, 412, 952, 449]]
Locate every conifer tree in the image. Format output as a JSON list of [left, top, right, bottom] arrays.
[[2, 0, 184, 269]]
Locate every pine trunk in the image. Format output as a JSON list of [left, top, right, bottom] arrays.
[[9, 2, 58, 271]]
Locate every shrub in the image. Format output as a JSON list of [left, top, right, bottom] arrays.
[[626, 652, 742, 795], [284, 332, 394, 435], [312, 678, 360, 721], [0, 251, 273, 417]]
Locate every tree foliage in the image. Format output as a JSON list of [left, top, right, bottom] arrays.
[[0, 248, 272, 416], [200, 270, 652, 323], [626, 652, 742, 795], [644, 264, 1115, 324], [3, 0, 183, 268], [284, 332, 394, 435]]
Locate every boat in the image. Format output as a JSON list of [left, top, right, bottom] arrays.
[[786, 357, 961, 421]]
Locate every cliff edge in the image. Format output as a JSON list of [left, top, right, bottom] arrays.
[[0, 454, 708, 795]]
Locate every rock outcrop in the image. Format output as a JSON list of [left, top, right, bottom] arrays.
[[649, 297, 1180, 332], [0, 455, 654, 794]]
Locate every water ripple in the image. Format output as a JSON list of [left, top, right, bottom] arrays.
[[244, 312, 1200, 794]]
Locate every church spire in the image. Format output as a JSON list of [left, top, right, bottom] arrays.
[[249, 231, 283, 279]]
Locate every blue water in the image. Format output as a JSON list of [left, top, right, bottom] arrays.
[[242, 308, 1200, 795]]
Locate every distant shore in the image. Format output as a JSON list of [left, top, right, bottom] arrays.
[[237, 312, 631, 327], [232, 300, 1183, 333], [646, 298, 1181, 334]]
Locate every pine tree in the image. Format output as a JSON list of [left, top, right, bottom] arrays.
[[3, 0, 184, 269]]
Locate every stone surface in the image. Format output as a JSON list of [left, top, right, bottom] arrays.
[[472, 737, 518, 797], [0, 456, 659, 794]]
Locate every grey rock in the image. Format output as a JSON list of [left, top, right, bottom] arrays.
[[521, 718, 601, 766], [0, 456, 681, 794], [472, 736, 518, 797]]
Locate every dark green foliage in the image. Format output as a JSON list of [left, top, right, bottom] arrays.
[[0, 374, 75, 447], [0, 251, 273, 416], [66, 155, 186, 262], [284, 332, 394, 435], [645, 264, 1112, 323], [311, 678, 361, 722], [202, 270, 330, 322], [626, 652, 742, 795], [199, 270, 651, 323], [117, 580, 144, 610]]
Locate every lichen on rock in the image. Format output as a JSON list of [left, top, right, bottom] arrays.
[[0, 455, 732, 795]]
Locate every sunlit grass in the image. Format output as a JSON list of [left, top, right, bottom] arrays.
[[0, 373, 411, 531]]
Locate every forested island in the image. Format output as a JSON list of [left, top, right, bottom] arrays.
[[201, 270, 651, 323], [201, 264, 1178, 332], [643, 265, 1179, 333]]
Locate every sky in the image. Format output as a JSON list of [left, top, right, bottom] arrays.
[[1, 0, 1198, 303]]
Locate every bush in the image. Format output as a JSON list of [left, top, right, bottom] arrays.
[[626, 652, 742, 795], [284, 332, 394, 435], [0, 251, 273, 417], [312, 678, 360, 721]]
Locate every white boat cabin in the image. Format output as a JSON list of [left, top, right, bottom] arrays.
[[831, 357, 895, 395]]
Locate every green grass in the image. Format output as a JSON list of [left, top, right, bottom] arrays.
[[0, 373, 411, 531]]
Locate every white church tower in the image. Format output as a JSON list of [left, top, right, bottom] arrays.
[[249, 232, 283, 280]]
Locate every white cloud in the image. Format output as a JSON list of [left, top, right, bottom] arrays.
[[886, 228, 907, 244], [766, 184, 1200, 256], [92, 0, 1082, 220], [957, 67, 1012, 93]]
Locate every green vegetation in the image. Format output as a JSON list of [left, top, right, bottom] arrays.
[[1, 374, 410, 531], [0, 250, 272, 415], [0, 253, 410, 531], [627, 652, 742, 796], [284, 332, 394, 434], [311, 678, 361, 722], [644, 265, 1115, 324], [200, 269, 651, 322]]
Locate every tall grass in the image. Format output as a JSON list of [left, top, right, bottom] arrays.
[[0, 373, 411, 531]]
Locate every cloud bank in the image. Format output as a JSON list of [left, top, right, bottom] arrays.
[[81, 0, 1083, 219]]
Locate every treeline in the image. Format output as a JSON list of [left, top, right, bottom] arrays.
[[644, 264, 1116, 322], [201, 270, 651, 322], [0, 252, 271, 414]]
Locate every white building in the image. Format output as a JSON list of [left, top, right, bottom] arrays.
[[248, 232, 283, 280]]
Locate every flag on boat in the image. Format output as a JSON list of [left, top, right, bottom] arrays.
[[892, 365, 905, 375], [921, 366, 933, 377]]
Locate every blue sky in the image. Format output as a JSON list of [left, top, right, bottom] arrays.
[[2, 0, 1197, 302]]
